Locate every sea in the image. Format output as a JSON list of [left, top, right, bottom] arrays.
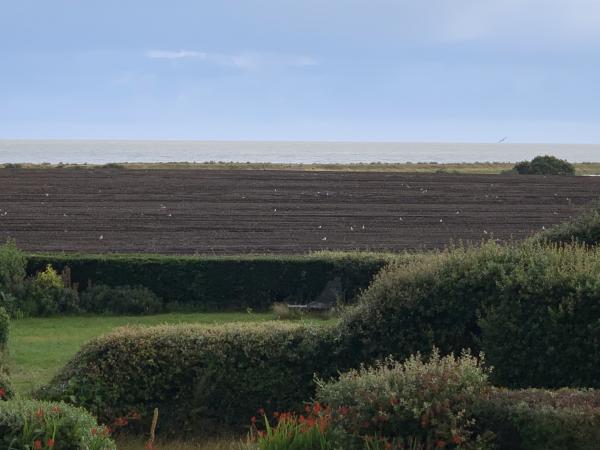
[[0, 140, 599, 164]]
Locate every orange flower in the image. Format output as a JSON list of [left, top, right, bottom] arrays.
[[114, 417, 128, 427], [451, 435, 463, 444]]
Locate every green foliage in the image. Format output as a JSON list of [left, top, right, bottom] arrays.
[[0, 370, 14, 401], [0, 307, 8, 351], [472, 388, 600, 450], [513, 155, 575, 175], [80, 285, 163, 315], [0, 399, 115, 450], [534, 204, 600, 246], [316, 350, 492, 450], [43, 323, 338, 435], [22, 268, 80, 317], [26, 252, 398, 311], [0, 240, 26, 301], [337, 242, 600, 388], [246, 409, 335, 450]]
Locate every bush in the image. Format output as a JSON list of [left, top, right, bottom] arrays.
[[472, 388, 600, 450], [21, 265, 80, 316], [316, 350, 492, 450], [337, 242, 600, 388], [0, 306, 8, 351], [0, 370, 14, 401], [534, 204, 600, 246], [0, 240, 26, 301], [80, 285, 163, 315], [27, 252, 399, 311], [43, 323, 338, 435], [513, 155, 575, 175], [0, 399, 115, 450]]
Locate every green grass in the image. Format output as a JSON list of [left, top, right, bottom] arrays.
[[7, 312, 277, 393], [4, 161, 600, 174]]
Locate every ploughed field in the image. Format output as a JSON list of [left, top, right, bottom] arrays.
[[1, 168, 600, 254]]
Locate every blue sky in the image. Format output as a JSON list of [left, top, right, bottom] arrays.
[[1, 0, 599, 143]]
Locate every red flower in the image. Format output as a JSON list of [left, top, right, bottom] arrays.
[[0, 388, 5, 398], [35, 408, 44, 420], [114, 417, 128, 427], [47, 438, 55, 448], [257, 408, 266, 417], [250, 416, 257, 424], [435, 440, 447, 448], [34, 440, 42, 450], [451, 435, 463, 444]]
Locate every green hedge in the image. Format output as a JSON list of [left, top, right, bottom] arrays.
[[0, 399, 115, 450], [42, 323, 338, 435], [337, 242, 600, 388], [27, 252, 396, 311], [534, 204, 600, 246], [472, 388, 600, 450], [0, 307, 7, 351]]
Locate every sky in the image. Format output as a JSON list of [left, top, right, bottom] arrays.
[[1, 0, 600, 143]]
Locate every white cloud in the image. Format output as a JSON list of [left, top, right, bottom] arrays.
[[145, 50, 316, 69]]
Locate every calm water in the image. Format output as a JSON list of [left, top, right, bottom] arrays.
[[0, 140, 599, 164]]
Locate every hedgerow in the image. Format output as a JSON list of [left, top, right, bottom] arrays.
[[0, 399, 115, 450], [534, 203, 600, 246], [27, 252, 398, 311], [472, 388, 600, 450], [337, 242, 600, 388], [42, 323, 338, 434]]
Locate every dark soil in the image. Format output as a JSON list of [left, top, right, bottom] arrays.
[[1, 169, 599, 254]]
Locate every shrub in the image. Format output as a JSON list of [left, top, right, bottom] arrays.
[[0, 240, 26, 300], [80, 285, 163, 315], [21, 265, 80, 316], [337, 242, 600, 388], [27, 252, 400, 311], [316, 350, 492, 450], [472, 388, 600, 450], [0, 399, 115, 450], [513, 155, 575, 175], [0, 370, 14, 401], [534, 204, 600, 246], [0, 306, 8, 351], [42, 323, 338, 435]]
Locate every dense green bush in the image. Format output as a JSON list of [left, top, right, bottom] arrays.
[[80, 285, 163, 315], [43, 323, 338, 435], [0, 240, 26, 297], [337, 242, 600, 388], [21, 265, 81, 316], [0, 306, 8, 351], [316, 350, 492, 449], [0, 370, 14, 401], [472, 388, 600, 450], [513, 155, 575, 175], [27, 252, 398, 311], [0, 399, 115, 450], [534, 204, 600, 246]]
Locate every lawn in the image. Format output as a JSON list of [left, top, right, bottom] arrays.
[[7, 312, 277, 393]]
